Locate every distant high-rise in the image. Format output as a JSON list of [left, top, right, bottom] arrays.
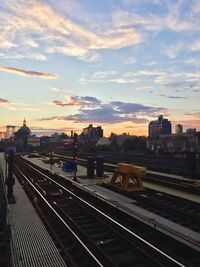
[[148, 115, 171, 139], [186, 128, 196, 134], [175, 124, 183, 134]]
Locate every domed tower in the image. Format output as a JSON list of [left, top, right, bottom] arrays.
[[14, 119, 31, 152], [19, 119, 31, 135]]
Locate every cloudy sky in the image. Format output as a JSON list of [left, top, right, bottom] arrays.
[[0, 0, 199, 136]]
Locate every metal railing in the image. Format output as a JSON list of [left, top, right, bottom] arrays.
[[0, 165, 8, 229], [0, 164, 12, 267]]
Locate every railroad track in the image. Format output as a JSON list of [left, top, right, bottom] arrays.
[[54, 154, 200, 195], [29, 153, 200, 232], [102, 183, 200, 232], [55, 150, 200, 177], [14, 156, 200, 267], [27, 153, 200, 232]]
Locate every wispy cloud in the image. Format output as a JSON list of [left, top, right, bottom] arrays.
[[190, 41, 200, 52], [0, 0, 199, 63], [42, 95, 166, 124], [148, 91, 188, 99], [81, 70, 166, 85], [48, 86, 72, 93], [18, 107, 40, 111], [31, 126, 75, 132], [162, 41, 200, 59], [64, 108, 148, 124], [0, 66, 57, 79], [0, 98, 41, 111], [112, 1, 200, 60], [0, 97, 15, 110], [0, 52, 47, 61], [110, 101, 160, 114], [113, 1, 200, 34], [0, 0, 142, 62], [184, 57, 200, 66], [176, 120, 200, 129], [81, 68, 200, 94], [0, 98, 10, 104], [162, 43, 184, 59], [185, 112, 200, 117], [143, 61, 158, 66], [38, 116, 67, 121], [52, 96, 101, 107], [79, 71, 137, 84], [123, 57, 136, 64]]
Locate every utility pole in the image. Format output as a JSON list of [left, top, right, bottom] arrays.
[[73, 133, 78, 181], [50, 144, 53, 172], [4, 152, 7, 183], [5, 150, 15, 203]]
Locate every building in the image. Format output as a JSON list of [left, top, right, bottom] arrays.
[[175, 124, 183, 134], [116, 133, 134, 147], [96, 137, 111, 147], [28, 135, 40, 148], [147, 132, 200, 153], [109, 133, 146, 151], [148, 115, 171, 139], [14, 119, 31, 152], [186, 128, 196, 134], [0, 132, 5, 140], [80, 124, 103, 146]]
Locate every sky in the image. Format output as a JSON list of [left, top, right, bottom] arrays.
[[0, 0, 200, 137]]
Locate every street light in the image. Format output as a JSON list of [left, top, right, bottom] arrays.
[[73, 133, 78, 181]]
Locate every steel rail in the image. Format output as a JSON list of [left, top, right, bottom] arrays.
[[54, 153, 200, 185], [74, 181, 200, 249], [18, 157, 186, 267], [14, 164, 104, 267], [23, 156, 200, 248], [54, 151, 200, 177]]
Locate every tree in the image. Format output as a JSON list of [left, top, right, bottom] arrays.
[[123, 137, 146, 152], [60, 132, 68, 139]]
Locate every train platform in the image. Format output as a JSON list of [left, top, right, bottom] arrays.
[[105, 161, 199, 181], [25, 155, 200, 248], [0, 154, 67, 267], [147, 169, 196, 181], [54, 153, 200, 182], [26, 155, 200, 203]]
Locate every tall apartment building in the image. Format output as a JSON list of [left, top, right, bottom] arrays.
[[175, 124, 183, 134], [148, 115, 171, 139]]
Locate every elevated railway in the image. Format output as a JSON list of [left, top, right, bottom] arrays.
[[54, 154, 200, 195], [14, 156, 200, 267], [103, 183, 200, 232], [55, 150, 200, 177], [53, 154, 200, 232]]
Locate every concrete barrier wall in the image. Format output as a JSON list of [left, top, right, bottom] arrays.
[[55, 150, 200, 177]]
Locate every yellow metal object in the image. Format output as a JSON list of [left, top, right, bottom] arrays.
[[117, 163, 131, 173], [129, 165, 146, 176], [108, 163, 145, 192]]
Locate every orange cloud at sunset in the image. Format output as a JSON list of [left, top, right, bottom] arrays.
[[0, 66, 57, 79], [0, 98, 10, 104]]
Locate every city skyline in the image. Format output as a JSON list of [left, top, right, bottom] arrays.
[[0, 0, 200, 136]]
